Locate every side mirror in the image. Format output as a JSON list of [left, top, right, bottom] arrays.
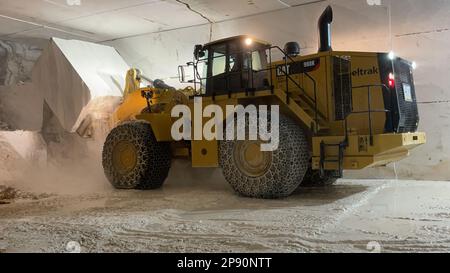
[[178, 65, 186, 83], [194, 44, 205, 60]]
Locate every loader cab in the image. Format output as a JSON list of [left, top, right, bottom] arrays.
[[195, 36, 271, 96]]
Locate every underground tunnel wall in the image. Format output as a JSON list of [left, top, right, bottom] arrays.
[[1, 0, 448, 182]]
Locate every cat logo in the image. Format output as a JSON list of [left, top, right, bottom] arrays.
[[276, 58, 320, 77]]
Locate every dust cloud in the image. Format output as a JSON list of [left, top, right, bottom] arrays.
[[1, 133, 111, 197], [1, 133, 228, 198]]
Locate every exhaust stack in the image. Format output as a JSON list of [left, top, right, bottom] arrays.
[[318, 6, 333, 52]]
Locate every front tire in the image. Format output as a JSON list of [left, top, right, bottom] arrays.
[[219, 115, 309, 199], [102, 121, 171, 190]]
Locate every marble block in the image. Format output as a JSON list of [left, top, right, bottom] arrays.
[[32, 38, 129, 132]]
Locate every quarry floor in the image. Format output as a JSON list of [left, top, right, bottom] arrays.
[[1, 166, 450, 253]]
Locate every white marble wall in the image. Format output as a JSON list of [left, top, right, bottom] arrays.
[[0, 1, 447, 180]]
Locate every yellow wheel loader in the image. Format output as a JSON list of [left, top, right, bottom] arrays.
[[102, 6, 425, 198]]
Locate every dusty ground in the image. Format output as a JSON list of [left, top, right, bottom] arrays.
[[1, 162, 450, 253]]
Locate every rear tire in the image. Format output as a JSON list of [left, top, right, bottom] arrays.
[[102, 121, 171, 190], [219, 115, 309, 199]]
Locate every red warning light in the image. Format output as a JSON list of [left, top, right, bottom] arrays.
[[388, 73, 395, 88]]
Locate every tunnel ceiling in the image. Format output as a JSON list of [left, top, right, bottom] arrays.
[[0, 0, 449, 43]]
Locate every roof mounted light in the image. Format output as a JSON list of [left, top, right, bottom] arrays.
[[244, 38, 253, 46], [412, 61, 417, 70], [388, 51, 395, 60]]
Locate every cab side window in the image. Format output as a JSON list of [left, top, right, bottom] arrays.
[[211, 45, 227, 76], [243, 50, 264, 71], [199, 49, 209, 94], [251, 51, 263, 71]]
